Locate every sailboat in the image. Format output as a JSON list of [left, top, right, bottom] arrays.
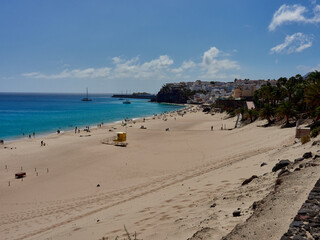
[[81, 88, 92, 101]]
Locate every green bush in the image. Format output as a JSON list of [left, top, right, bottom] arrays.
[[228, 110, 236, 117], [301, 135, 310, 144], [311, 126, 320, 138]]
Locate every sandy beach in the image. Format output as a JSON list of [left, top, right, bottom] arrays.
[[1, 107, 319, 240]]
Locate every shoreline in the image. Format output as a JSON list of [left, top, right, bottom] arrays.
[[1, 103, 188, 144]]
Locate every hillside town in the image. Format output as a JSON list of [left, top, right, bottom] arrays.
[[159, 79, 278, 104]]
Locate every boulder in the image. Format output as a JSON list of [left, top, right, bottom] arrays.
[[272, 160, 291, 172], [278, 169, 290, 177], [260, 162, 267, 167], [242, 175, 258, 185], [294, 157, 304, 164], [210, 203, 216, 208], [313, 154, 320, 159], [303, 152, 312, 159], [233, 210, 241, 217]]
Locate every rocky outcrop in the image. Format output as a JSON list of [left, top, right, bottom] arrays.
[[242, 175, 258, 185], [156, 84, 192, 104], [272, 160, 292, 172]]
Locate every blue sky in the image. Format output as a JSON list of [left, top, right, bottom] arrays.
[[1, 0, 320, 93]]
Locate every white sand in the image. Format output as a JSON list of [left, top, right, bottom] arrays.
[[0, 107, 318, 240]]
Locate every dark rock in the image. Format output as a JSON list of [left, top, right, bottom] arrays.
[[280, 236, 291, 240], [272, 160, 291, 172], [156, 84, 190, 104], [96, 184, 100, 187], [303, 152, 312, 159], [210, 203, 216, 208], [292, 236, 308, 240], [290, 221, 304, 228], [278, 169, 290, 177], [260, 162, 267, 167], [294, 157, 304, 164], [313, 154, 320, 159], [252, 201, 258, 210], [233, 210, 241, 217], [242, 175, 258, 185], [312, 140, 320, 146]]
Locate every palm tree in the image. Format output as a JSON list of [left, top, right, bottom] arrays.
[[315, 106, 320, 121], [276, 101, 295, 125], [305, 78, 320, 110], [245, 109, 258, 123], [260, 104, 275, 124]]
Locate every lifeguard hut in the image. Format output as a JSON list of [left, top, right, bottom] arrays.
[[113, 132, 127, 146], [114, 132, 127, 142], [102, 132, 128, 146]]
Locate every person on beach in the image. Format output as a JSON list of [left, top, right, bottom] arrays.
[[33, 132, 35, 138], [211, 126, 213, 131], [41, 141, 43, 146], [75, 127, 77, 133]]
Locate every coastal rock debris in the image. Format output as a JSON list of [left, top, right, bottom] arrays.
[[272, 160, 291, 172], [241, 175, 258, 186], [302, 152, 312, 159], [233, 210, 241, 217]]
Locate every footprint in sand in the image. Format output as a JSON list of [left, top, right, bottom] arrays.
[[159, 214, 172, 221]]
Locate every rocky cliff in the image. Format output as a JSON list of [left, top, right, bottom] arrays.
[[156, 84, 192, 104]]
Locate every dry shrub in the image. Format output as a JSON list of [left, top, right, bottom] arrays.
[[301, 135, 310, 144]]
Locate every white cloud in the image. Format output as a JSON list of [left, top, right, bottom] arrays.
[[200, 47, 240, 79], [112, 55, 174, 79], [310, 0, 317, 5], [270, 32, 313, 54], [22, 47, 240, 81], [171, 60, 196, 73], [269, 4, 320, 31], [22, 67, 112, 79], [202, 47, 220, 65]]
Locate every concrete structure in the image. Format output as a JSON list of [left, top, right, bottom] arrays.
[[233, 84, 256, 98], [295, 127, 310, 139]]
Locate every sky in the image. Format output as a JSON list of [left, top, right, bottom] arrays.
[[1, 0, 320, 94]]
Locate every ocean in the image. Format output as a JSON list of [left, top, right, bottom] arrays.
[[0, 93, 184, 141]]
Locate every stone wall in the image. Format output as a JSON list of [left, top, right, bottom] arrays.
[[280, 179, 320, 240]]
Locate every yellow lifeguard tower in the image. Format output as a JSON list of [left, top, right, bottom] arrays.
[[112, 132, 128, 146], [101, 131, 128, 147], [114, 132, 127, 142]]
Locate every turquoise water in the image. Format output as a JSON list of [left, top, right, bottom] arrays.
[[0, 93, 184, 141]]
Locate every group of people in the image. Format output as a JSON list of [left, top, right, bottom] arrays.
[[22, 132, 36, 139], [74, 127, 80, 134]]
